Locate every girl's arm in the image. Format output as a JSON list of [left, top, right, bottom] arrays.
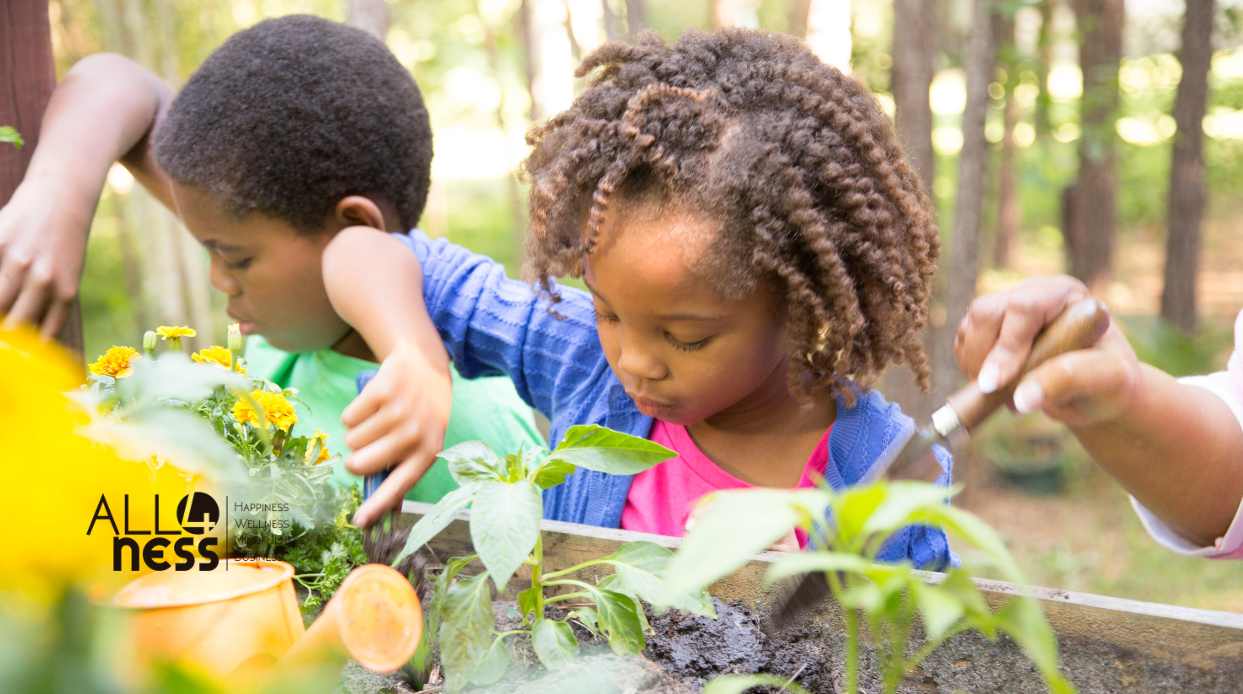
[[955, 276, 1243, 548], [0, 53, 175, 336]]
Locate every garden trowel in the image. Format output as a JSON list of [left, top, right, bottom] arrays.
[[769, 297, 1110, 630]]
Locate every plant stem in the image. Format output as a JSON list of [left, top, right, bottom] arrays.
[[544, 591, 592, 605], [826, 570, 859, 694], [542, 578, 595, 591], [531, 533, 545, 618], [542, 558, 611, 580]]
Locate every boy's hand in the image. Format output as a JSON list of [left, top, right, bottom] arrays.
[[954, 275, 1142, 428], [0, 176, 90, 336], [342, 340, 452, 527]]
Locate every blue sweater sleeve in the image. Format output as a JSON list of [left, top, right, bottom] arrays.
[[396, 231, 614, 422]]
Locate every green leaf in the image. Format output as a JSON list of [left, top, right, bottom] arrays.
[[531, 458, 576, 489], [0, 126, 22, 149], [860, 481, 958, 538], [549, 424, 676, 474], [662, 489, 815, 599], [118, 353, 248, 405], [830, 484, 889, 551], [594, 589, 646, 655], [426, 555, 477, 649], [911, 581, 965, 642], [469, 633, 513, 686], [996, 597, 1063, 684], [440, 441, 504, 485], [517, 583, 541, 621], [438, 573, 495, 690], [600, 542, 716, 617], [532, 618, 579, 669], [762, 551, 873, 585], [702, 673, 812, 694], [570, 607, 599, 636], [470, 480, 542, 591], [391, 485, 476, 567]]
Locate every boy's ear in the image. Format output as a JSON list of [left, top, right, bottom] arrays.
[[334, 196, 386, 231]]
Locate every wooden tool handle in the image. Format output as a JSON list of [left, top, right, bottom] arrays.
[[945, 297, 1110, 432]]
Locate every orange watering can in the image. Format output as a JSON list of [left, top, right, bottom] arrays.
[[111, 559, 423, 679]]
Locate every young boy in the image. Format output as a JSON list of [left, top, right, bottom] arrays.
[[0, 15, 542, 524]]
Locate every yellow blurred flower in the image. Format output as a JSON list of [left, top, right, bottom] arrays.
[[155, 326, 196, 340], [232, 390, 298, 432], [88, 346, 140, 379], [191, 345, 233, 369], [0, 326, 219, 600], [304, 430, 331, 465]]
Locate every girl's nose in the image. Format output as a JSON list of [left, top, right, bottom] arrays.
[[616, 331, 668, 382]]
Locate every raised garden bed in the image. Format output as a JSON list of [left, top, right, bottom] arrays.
[[355, 501, 1243, 693]]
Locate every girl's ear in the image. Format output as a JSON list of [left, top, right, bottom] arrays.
[[333, 196, 386, 231]]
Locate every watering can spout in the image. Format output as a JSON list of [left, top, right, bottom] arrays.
[[283, 563, 424, 673]]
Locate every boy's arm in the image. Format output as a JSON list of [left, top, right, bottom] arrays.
[[322, 227, 452, 527], [955, 276, 1243, 547], [0, 53, 174, 336]]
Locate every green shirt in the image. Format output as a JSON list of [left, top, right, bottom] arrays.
[[244, 336, 543, 503]]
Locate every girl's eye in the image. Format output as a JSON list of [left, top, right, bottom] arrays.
[[666, 333, 711, 352], [594, 309, 620, 324]]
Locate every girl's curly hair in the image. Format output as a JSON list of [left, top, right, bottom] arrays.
[[523, 29, 939, 400]]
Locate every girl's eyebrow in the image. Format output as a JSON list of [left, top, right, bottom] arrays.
[[584, 277, 724, 322]]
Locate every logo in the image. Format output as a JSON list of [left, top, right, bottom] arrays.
[[86, 492, 221, 571]]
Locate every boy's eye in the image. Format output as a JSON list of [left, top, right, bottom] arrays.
[[665, 332, 711, 352], [227, 257, 253, 271]]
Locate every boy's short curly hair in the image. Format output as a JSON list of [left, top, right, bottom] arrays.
[[154, 14, 432, 232], [523, 29, 939, 399]]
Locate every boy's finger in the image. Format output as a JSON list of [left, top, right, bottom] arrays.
[[344, 403, 401, 452], [345, 426, 421, 476], [342, 377, 387, 427], [352, 452, 433, 527], [40, 299, 70, 339], [3, 281, 51, 330]]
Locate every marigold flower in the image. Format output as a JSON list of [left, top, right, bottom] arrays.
[[191, 345, 233, 369], [232, 389, 298, 432], [87, 346, 140, 379], [155, 325, 197, 340]]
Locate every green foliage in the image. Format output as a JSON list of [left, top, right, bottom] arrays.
[[394, 425, 715, 691], [0, 126, 21, 149], [664, 482, 1075, 694], [1121, 314, 1235, 377]]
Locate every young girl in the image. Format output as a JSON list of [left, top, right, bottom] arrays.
[[330, 29, 952, 567]]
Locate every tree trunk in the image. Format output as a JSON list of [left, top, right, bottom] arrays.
[[601, 0, 622, 41], [891, 0, 938, 198], [788, 0, 812, 37], [1064, 0, 1123, 289], [1034, 0, 1056, 138], [933, 0, 996, 403], [346, 0, 391, 42], [477, 0, 527, 258], [993, 10, 1019, 269], [0, 0, 84, 354], [1161, 0, 1215, 334], [625, 0, 647, 35]]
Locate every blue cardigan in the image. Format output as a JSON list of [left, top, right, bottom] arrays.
[[377, 231, 953, 569]]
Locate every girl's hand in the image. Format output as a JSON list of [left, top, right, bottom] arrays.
[[0, 175, 91, 337], [342, 340, 452, 527], [953, 275, 1143, 429]]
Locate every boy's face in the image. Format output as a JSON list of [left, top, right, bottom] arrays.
[[170, 183, 350, 353]]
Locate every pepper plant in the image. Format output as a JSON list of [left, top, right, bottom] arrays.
[[392, 425, 715, 691], [0, 125, 21, 149], [662, 483, 1076, 694]]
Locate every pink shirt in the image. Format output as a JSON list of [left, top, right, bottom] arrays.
[[620, 420, 830, 545]]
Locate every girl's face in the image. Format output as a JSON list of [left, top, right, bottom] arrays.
[[584, 205, 790, 426], [170, 183, 351, 353]]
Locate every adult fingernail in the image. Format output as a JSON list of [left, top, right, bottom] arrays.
[[977, 362, 1000, 394], [1013, 380, 1044, 414]]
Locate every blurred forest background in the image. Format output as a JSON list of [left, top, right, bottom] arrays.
[[10, 0, 1243, 610]]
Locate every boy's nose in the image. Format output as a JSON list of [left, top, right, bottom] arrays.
[[208, 257, 242, 296]]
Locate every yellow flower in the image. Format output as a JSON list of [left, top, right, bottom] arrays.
[[88, 346, 140, 379], [304, 430, 331, 465], [191, 345, 233, 369], [232, 389, 298, 432], [155, 325, 196, 340]]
